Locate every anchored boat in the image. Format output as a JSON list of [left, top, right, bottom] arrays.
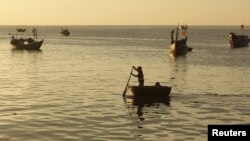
[[16, 28, 26, 32], [169, 25, 191, 56], [61, 27, 70, 36], [229, 32, 249, 48], [10, 28, 43, 50]]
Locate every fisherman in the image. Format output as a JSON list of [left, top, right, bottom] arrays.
[[131, 66, 144, 87], [171, 30, 175, 44], [155, 82, 161, 87]]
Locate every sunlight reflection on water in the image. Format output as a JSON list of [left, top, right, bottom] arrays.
[[0, 26, 249, 141]]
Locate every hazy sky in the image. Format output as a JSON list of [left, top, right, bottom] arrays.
[[0, 0, 249, 25]]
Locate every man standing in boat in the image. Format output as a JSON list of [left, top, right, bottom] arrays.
[[131, 66, 144, 87]]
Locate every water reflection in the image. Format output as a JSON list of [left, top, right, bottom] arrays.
[[131, 96, 171, 107], [11, 49, 43, 62], [168, 55, 188, 91], [124, 96, 171, 128], [11, 48, 42, 53], [8, 48, 44, 76]]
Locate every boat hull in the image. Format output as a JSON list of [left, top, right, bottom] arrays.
[[16, 28, 26, 32], [61, 32, 70, 36], [61, 30, 70, 36], [170, 41, 188, 56], [131, 95, 171, 106], [129, 86, 172, 98], [11, 40, 43, 50], [187, 47, 193, 52]]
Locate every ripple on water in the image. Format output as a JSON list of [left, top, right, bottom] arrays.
[[0, 135, 11, 141]]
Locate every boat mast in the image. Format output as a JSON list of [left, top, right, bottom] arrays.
[[175, 23, 179, 42], [32, 28, 38, 41]]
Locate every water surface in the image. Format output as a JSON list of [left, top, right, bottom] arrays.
[[0, 26, 249, 141]]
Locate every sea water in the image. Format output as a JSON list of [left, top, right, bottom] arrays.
[[0, 26, 249, 141]]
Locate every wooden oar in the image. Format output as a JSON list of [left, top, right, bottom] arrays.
[[122, 67, 134, 97]]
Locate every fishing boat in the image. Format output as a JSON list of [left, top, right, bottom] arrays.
[[169, 25, 190, 56], [61, 27, 70, 36], [229, 32, 249, 48], [16, 28, 26, 32], [170, 37, 188, 56], [10, 28, 43, 50], [129, 86, 172, 98]]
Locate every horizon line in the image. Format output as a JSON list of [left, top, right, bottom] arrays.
[[0, 24, 249, 26]]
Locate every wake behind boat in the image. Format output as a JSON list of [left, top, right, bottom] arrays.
[[10, 28, 43, 50]]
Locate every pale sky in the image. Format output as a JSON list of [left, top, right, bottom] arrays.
[[0, 0, 249, 25]]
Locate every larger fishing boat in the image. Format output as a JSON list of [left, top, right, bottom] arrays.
[[10, 28, 43, 50], [169, 25, 190, 56], [229, 25, 249, 48], [229, 32, 249, 48]]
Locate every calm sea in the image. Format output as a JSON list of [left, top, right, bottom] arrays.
[[0, 26, 249, 141]]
